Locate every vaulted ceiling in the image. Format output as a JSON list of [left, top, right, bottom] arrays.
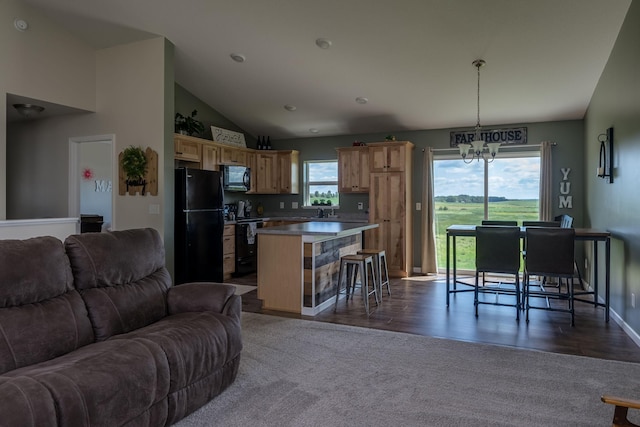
[[21, 0, 632, 140]]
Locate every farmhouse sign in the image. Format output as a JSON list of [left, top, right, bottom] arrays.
[[449, 127, 527, 147]]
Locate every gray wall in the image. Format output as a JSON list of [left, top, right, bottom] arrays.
[[273, 120, 585, 270], [584, 0, 640, 333]]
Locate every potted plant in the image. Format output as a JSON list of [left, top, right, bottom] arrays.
[[122, 146, 148, 194], [175, 109, 205, 137]]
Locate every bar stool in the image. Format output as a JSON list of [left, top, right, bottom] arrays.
[[357, 248, 390, 298], [333, 254, 379, 315]]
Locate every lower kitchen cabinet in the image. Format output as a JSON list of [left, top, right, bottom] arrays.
[[223, 224, 235, 280]]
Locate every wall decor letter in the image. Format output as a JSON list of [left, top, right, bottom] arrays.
[[559, 168, 572, 209]]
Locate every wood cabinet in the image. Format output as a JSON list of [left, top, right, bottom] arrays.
[[254, 150, 299, 194], [174, 135, 201, 163], [220, 146, 248, 166], [201, 144, 220, 171], [337, 146, 370, 193], [278, 150, 299, 194], [369, 141, 408, 172], [366, 141, 413, 277], [223, 224, 235, 280], [255, 152, 279, 193]]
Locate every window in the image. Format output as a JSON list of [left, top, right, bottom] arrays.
[[433, 151, 540, 270], [303, 160, 339, 207]]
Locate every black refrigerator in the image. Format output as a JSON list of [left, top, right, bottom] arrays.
[[175, 167, 225, 285]]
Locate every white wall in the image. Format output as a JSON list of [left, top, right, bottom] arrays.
[[0, 0, 96, 219], [2, 0, 172, 239]]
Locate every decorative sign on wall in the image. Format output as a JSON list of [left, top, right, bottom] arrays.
[[449, 127, 527, 147], [95, 180, 112, 192], [211, 126, 246, 147], [559, 168, 572, 209]]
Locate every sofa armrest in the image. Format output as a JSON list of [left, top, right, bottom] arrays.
[[167, 282, 237, 316]]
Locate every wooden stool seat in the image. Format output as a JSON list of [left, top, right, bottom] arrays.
[[358, 249, 390, 298], [334, 254, 379, 315]]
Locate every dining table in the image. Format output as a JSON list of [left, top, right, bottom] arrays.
[[445, 224, 611, 322]]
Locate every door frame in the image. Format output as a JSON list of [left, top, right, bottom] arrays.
[[68, 134, 116, 233]]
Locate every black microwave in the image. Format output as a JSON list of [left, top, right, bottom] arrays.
[[222, 165, 250, 192]]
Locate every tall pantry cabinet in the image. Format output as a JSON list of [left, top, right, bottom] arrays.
[[366, 141, 413, 278]]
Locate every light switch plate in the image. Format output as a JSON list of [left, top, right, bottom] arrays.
[[292, 202, 298, 209], [148, 204, 160, 215], [416, 202, 422, 211]]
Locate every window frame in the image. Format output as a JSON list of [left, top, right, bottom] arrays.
[[303, 159, 340, 208]]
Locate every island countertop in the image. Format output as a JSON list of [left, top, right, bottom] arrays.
[[255, 221, 377, 237]]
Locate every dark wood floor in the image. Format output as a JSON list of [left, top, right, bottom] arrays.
[[229, 273, 640, 363]]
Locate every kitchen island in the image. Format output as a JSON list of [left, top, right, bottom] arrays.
[[256, 221, 378, 315]]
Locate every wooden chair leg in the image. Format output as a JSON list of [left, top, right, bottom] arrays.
[[602, 395, 640, 427]]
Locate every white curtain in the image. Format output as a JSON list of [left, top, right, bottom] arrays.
[[421, 148, 437, 274], [539, 141, 553, 221]]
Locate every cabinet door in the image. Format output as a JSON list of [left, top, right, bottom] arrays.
[[174, 138, 201, 162], [246, 151, 257, 193], [338, 148, 369, 193], [357, 148, 370, 191], [369, 144, 406, 172], [278, 151, 299, 194], [220, 146, 247, 165], [202, 144, 220, 171], [223, 224, 235, 279], [368, 172, 406, 276], [256, 152, 278, 193]]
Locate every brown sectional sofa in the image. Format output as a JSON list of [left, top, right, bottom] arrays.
[[0, 228, 242, 426]]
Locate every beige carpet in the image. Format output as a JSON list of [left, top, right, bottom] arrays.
[[175, 312, 640, 426]]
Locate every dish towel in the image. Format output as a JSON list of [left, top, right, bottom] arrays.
[[247, 223, 257, 245]]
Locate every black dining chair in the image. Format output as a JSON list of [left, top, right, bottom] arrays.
[[522, 221, 560, 227], [474, 226, 522, 320], [523, 227, 576, 325], [481, 220, 518, 226]]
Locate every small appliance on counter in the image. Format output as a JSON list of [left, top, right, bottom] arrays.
[[237, 201, 245, 219]]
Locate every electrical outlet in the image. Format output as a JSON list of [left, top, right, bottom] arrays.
[[292, 202, 298, 209], [633, 293, 636, 308], [357, 202, 364, 210], [416, 202, 422, 211], [585, 258, 588, 270], [279, 202, 285, 209]]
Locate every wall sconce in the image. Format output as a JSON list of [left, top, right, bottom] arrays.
[[597, 127, 614, 183]]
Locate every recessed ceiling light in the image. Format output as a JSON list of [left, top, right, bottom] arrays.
[[309, 128, 319, 134], [315, 38, 332, 49], [230, 53, 246, 63], [284, 104, 297, 111], [14, 19, 28, 32], [355, 97, 368, 104]]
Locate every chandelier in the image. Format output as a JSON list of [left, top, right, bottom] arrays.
[[458, 59, 501, 163]]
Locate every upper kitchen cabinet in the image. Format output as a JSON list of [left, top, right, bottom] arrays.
[[278, 151, 299, 194], [337, 146, 370, 193], [174, 134, 202, 164], [219, 145, 248, 166], [368, 141, 410, 172], [254, 150, 299, 194], [201, 144, 220, 171]]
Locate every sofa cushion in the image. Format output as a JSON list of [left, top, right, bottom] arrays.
[[110, 311, 242, 393], [0, 376, 57, 427], [5, 338, 171, 427], [0, 236, 94, 374], [65, 228, 172, 340]]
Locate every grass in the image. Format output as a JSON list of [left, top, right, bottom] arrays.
[[435, 200, 539, 270]]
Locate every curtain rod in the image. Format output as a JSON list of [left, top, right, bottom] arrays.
[[423, 142, 557, 152]]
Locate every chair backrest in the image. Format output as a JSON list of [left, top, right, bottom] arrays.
[[522, 221, 560, 227], [65, 228, 172, 341], [0, 236, 94, 374], [475, 226, 521, 274], [481, 220, 518, 226], [524, 227, 575, 276], [554, 214, 574, 228]]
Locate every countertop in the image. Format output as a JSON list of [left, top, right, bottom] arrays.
[[225, 215, 367, 225], [255, 221, 377, 236]]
